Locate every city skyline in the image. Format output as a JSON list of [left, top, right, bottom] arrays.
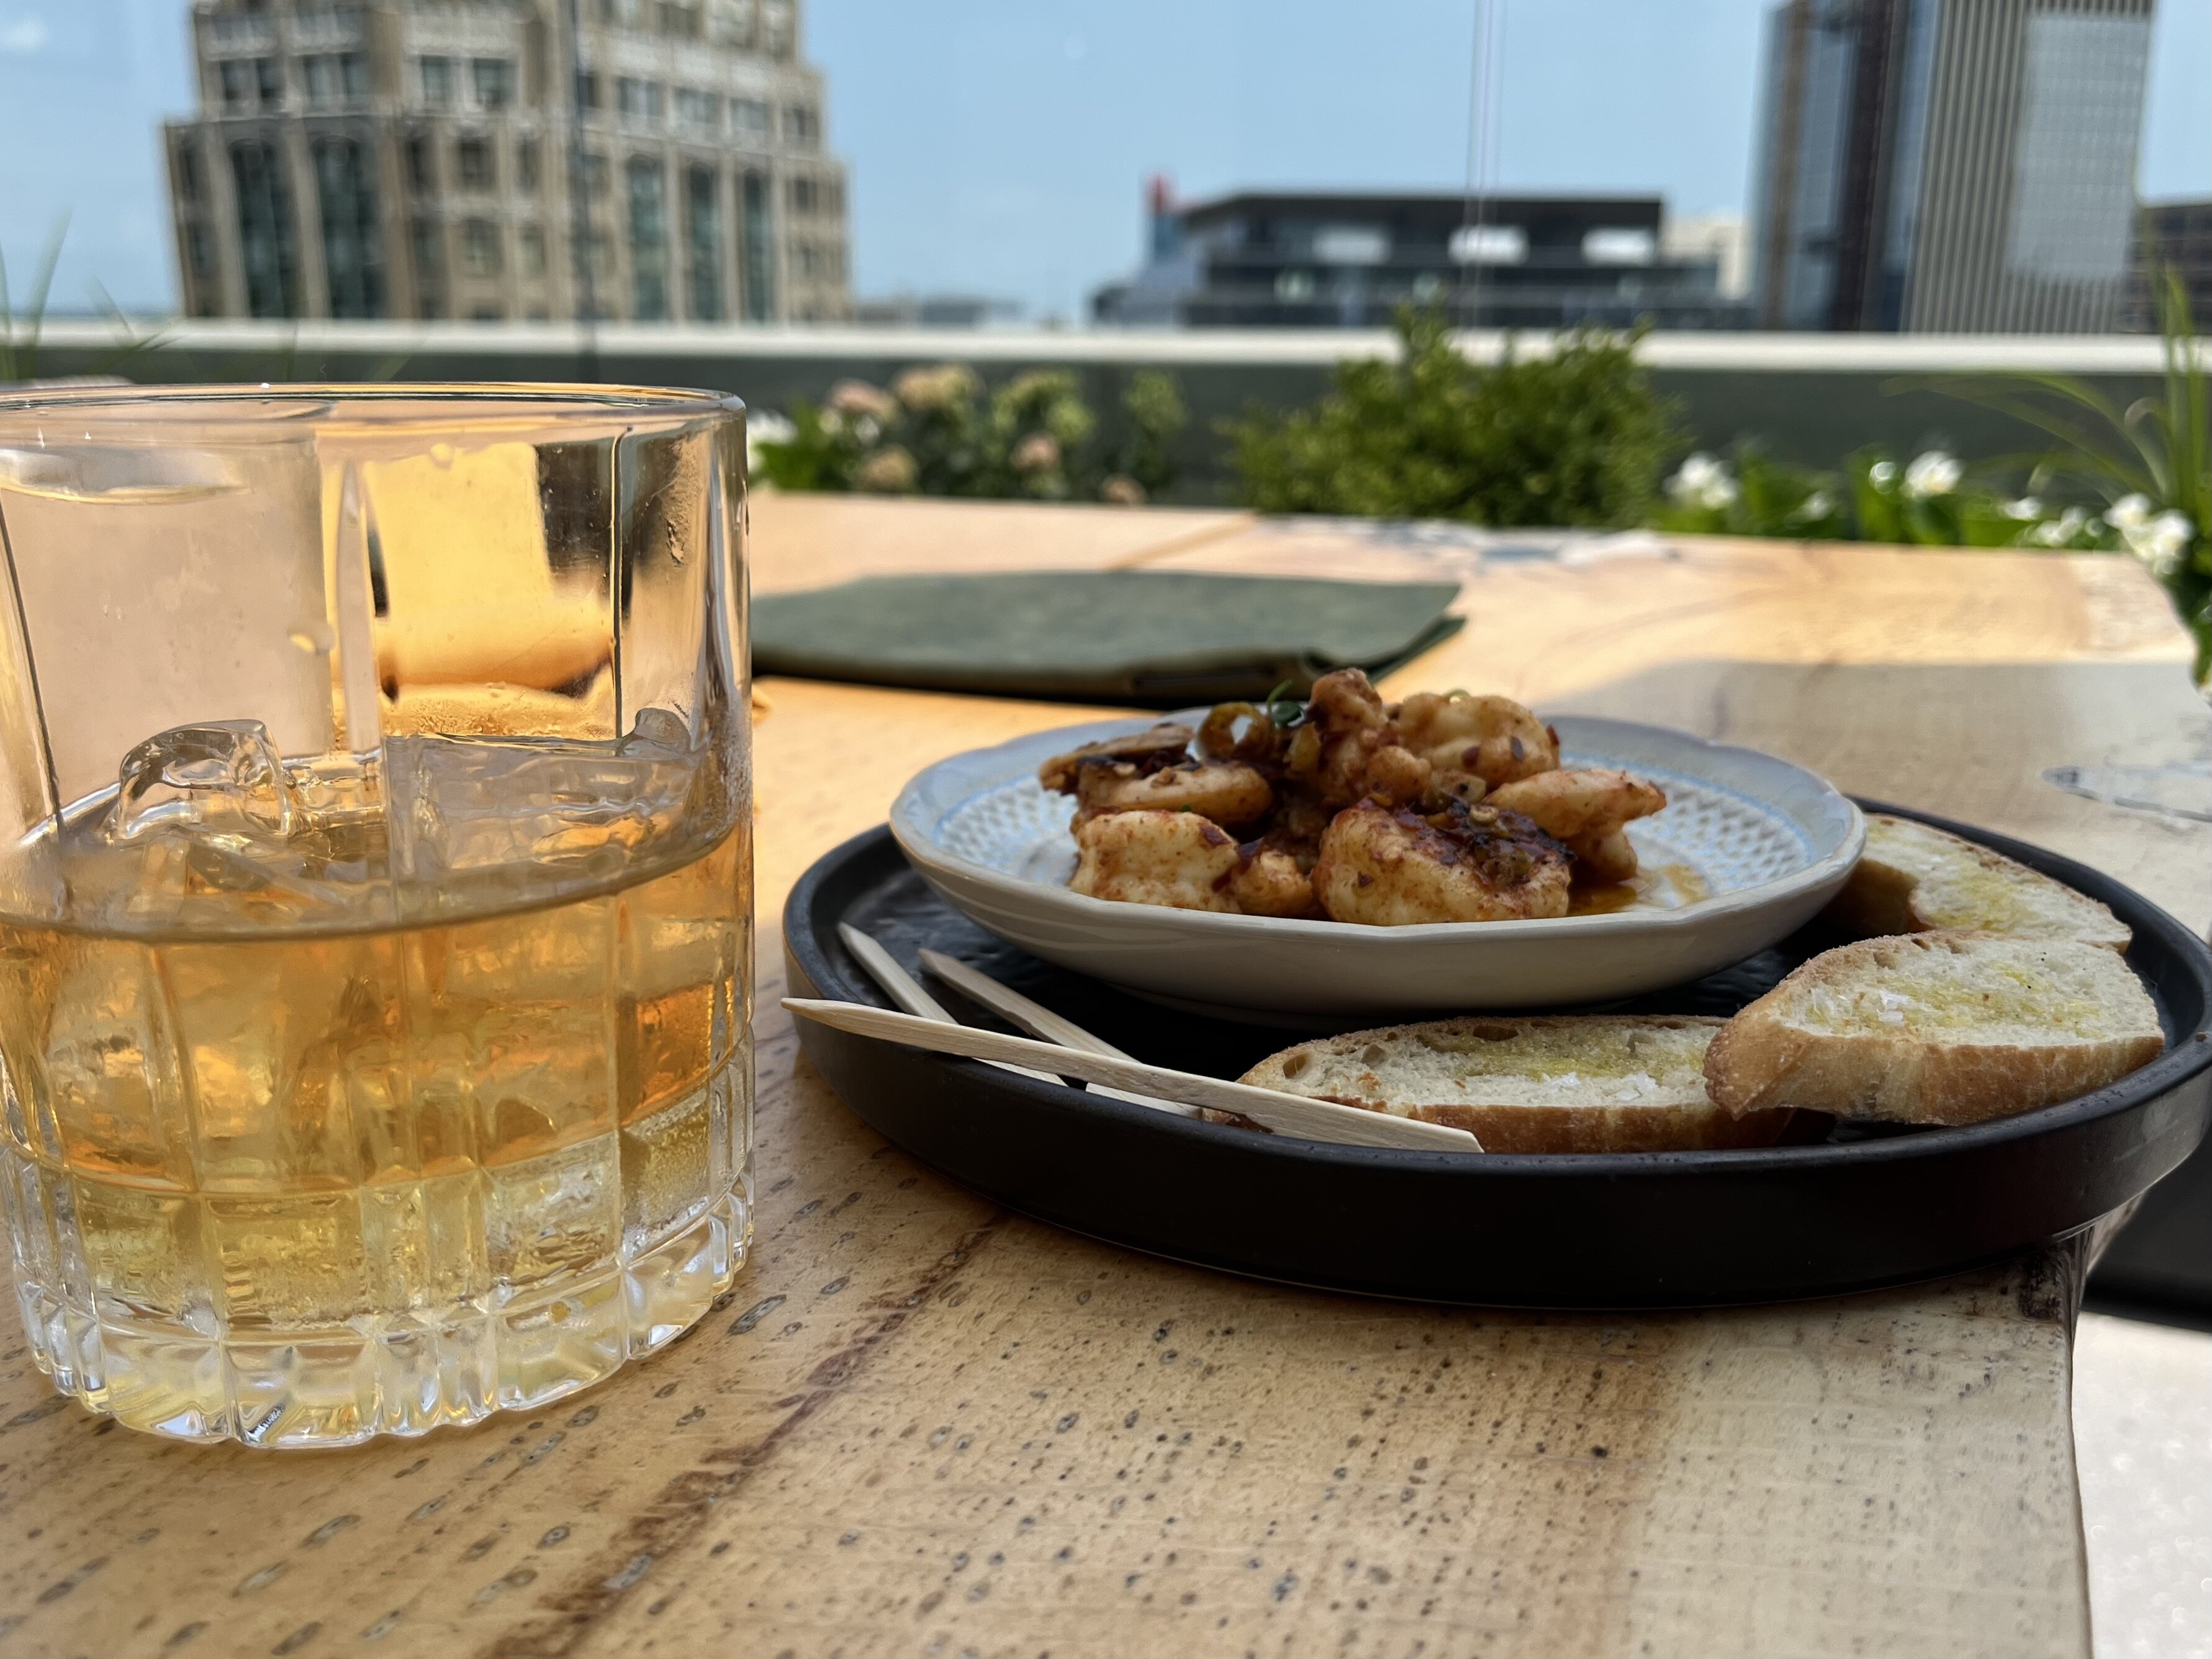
[[1, 0, 2206, 321], [163, 0, 850, 323]]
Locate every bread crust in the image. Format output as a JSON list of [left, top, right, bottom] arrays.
[[1826, 815, 2131, 949], [1705, 932, 2164, 1127], [1242, 1015, 1792, 1154]]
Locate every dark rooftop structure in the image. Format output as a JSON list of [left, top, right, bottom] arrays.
[[1095, 181, 1749, 330]]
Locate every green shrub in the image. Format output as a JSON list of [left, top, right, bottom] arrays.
[[752, 366, 1186, 505], [1653, 445, 1846, 540], [1226, 307, 1684, 527]]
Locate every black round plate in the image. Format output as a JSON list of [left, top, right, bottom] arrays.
[[783, 804, 2212, 1308]]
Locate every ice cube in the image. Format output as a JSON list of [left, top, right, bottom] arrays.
[[106, 721, 298, 847], [382, 733, 695, 903], [621, 707, 695, 757]]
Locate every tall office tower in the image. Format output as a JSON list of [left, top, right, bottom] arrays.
[[1750, 0, 2152, 333], [165, 0, 851, 324]]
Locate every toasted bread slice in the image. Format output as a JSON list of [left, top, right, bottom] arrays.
[[1240, 1015, 1790, 1152], [1826, 814, 2129, 949], [1705, 932, 2162, 1127]]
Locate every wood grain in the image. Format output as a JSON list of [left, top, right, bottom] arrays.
[[1, 502, 2205, 1658]]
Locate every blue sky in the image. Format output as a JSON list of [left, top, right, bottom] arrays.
[[2, 0, 2207, 318]]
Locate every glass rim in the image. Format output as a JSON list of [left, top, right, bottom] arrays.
[[0, 382, 746, 438]]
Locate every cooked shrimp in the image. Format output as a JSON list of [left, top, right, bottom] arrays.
[[1070, 810, 1240, 911], [1073, 760, 1273, 828], [1302, 668, 1394, 808], [1390, 691, 1558, 789], [1311, 800, 1571, 925], [1038, 723, 1194, 793], [1227, 843, 1317, 918], [1486, 768, 1666, 884]]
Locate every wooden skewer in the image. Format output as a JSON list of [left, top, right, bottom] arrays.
[[835, 923, 1061, 1085], [783, 997, 1484, 1152], [918, 949, 1135, 1060], [917, 948, 1193, 1118]]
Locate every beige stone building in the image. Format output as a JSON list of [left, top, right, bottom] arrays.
[[164, 0, 851, 323]]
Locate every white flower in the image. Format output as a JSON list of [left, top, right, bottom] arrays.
[[1796, 490, 1835, 520], [2121, 509, 2195, 576], [745, 410, 795, 475], [1869, 459, 1898, 487], [1903, 450, 1961, 499], [2027, 507, 2087, 548], [1667, 453, 1738, 512], [2003, 496, 2041, 520], [2106, 493, 2154, 534]]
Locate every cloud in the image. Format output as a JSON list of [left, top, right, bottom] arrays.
[[0, 15, 48, 54]]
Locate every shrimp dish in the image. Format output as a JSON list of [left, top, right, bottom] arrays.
[[1036, 671, 1672, 925]]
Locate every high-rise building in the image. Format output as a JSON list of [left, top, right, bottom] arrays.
[[164, 0, 850, 325], [1750, 0, 2152, 333], [2128, 198, 2212, 331]]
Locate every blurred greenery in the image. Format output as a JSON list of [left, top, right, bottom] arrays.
[[1928, 265, 2210, 682], [0, 217, 68, 385], [1224, 308, 1682, 527], [752, 364, 1186, 505]]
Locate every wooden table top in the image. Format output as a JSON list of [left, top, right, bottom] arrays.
[[1, 493, 2206, 1659]]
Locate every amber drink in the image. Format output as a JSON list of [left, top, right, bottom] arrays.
[[0, 387, 752, 1445]]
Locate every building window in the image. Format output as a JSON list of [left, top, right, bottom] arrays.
[[231, 140, 299, 319], [461, 218, 502, 278], [741, 168, 771, 321], [574, 69, 602, 110], [410, 218, 445, 318], [519, 224, 546, 278], [341, 52, 370, 99], [674, 87, 720, 133], [471, 303, 505, 322], [418, 56, 454, 107], [219, 60, 251, 111], [517, 138, 541, 192], [627, 156, 668, 320], [186, 222, 215, 281], [456, 136, 495, 191], [616, 77, 662, 124], [685, 164, 722, 322], [788, 176, 817, 215], [302, 55, 336, 106], [783, 103, 818, 148], [174, 143, 204, 203], [255, 57, 283, 108], [731, 97, 770, 140], [405, 134, 434, 191], [471, 58, 515, 110], [314, 137, 383, 319], [713, 0, 754, 48]]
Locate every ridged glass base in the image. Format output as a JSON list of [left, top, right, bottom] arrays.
[[7, 1179, 749, 1447]]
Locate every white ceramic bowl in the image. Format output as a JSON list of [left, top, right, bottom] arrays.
[[890, 714, 1866, 1016]]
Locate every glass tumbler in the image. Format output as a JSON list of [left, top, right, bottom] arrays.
[[0, 386, 752, 1446]]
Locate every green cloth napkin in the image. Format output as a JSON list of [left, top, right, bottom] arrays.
[[751, 571, 1465, 707]]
